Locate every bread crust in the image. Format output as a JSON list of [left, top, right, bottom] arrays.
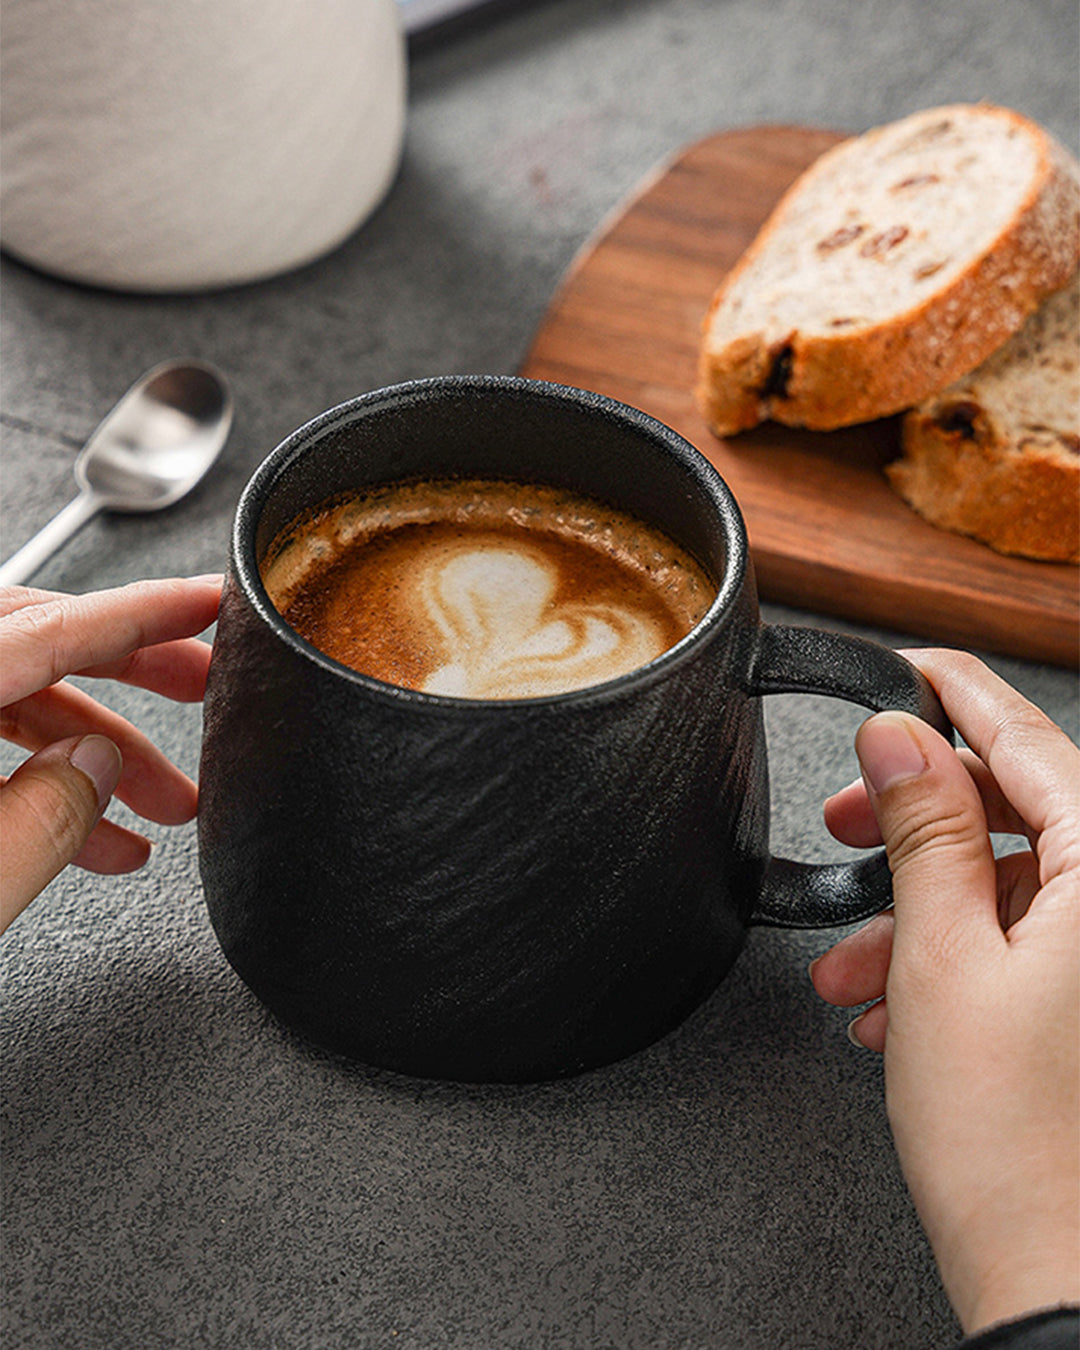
[[696, 106, 1080, 435], [888, 415, 1079, 562], [888, 270, 1079, 563]]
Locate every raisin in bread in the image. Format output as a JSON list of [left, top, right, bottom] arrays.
[[888, 272, 1079, 563], [696, 104, 1080, 436]]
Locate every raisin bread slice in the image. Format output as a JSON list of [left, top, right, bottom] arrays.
[[888, 271, 1079, 563], [696, 104, 1080, 435]]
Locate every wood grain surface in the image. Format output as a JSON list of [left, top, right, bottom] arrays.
[[520, 125, 1078, 667]]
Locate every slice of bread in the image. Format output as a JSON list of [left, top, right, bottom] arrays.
[[696, 104, 1080, 435], [887, 271, 1079, 563]]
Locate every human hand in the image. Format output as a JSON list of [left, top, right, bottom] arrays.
[[810, 649, 1079, 1334], [0, 577, 222, 933]]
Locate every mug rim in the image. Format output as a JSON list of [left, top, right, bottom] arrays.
[[231, 374, 750, 711]]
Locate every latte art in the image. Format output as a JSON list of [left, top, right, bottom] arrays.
[[262, 479, 715, 699], [415, 539, 669, 698]]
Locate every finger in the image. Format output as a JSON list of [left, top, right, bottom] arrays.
[[848, 998, 888, 1053], [0, 583, 63, 619], [822, 779, 884, 848], [855, 710, 1000, 959], [3, 682, 197, 824], [995, 849, 1041, 931], [811, 848, 1039, 1017], [0, 576, 222, 621], [0, 735, 122, 933], [0, 770, 164, 874], [810, 910, 895, 1007], [825, 749, 1032, 849], [74, 634, 214, 702], [905, 649, 1080, 856], [69, 815, 152, 875], [0, 577, 221, 707]]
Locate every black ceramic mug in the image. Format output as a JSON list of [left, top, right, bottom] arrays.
[[198, 376, 949, 1082]]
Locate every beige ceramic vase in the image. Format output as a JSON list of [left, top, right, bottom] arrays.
[[0, 0, 406, 291]]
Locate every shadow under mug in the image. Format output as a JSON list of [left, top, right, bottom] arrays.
[[198, 376, 950, 1082]]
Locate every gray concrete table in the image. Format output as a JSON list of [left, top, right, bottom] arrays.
[[2, 2, 1077, 1346]]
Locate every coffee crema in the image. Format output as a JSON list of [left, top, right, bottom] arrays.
[[261, 479, 716, 699]]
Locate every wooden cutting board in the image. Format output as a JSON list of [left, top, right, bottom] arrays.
[[520, 125, 1078, 667]]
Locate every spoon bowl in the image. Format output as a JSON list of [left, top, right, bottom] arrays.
[[0, 359, 233, 585]]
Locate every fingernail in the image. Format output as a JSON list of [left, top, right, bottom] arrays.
[[189, 572, 224, 584], [847, 1013, 869, 1048], [69, 735, 123, 813], [856, 712, 928, 795], [807, 956, 820, 981]]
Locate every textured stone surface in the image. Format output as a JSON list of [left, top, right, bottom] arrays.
[[2, 1, 1078, 1346]]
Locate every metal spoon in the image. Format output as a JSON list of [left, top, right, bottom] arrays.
[[0, 359, 233, 586]]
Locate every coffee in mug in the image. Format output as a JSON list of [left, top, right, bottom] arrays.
[[260, 478, 716, 699], [199, 376, 952, 1082]]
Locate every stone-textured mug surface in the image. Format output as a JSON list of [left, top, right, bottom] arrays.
[[198, 377, 949, 1082]]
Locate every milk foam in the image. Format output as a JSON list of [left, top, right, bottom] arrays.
[[414, 540, 668, 698], [262, 479, 716, 699]]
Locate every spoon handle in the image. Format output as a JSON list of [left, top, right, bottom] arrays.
[[0, 492, 101, 587]]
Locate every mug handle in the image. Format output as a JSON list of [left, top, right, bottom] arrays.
[[746, 624, 953, 929]]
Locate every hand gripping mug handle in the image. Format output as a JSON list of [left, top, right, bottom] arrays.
[[747, 624, 953, 929]]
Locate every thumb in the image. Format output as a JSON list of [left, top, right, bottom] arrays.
[[0, 734, 123, 933], [855, 711, 999, 959]]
